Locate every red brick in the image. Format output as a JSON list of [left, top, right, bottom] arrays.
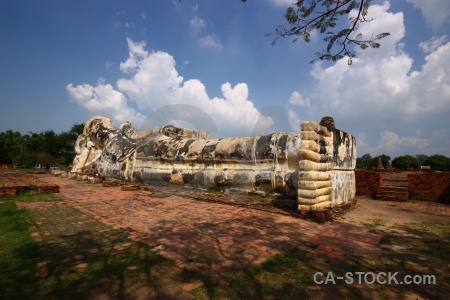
[[408, 173, 450, 203], [355, 170, 381, 197], [0, 186, 16, 196]]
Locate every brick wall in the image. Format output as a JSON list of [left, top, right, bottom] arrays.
[[0, 186, 16, 196], [408, 173, 450, 203], [39, 185, 60, 193], [355, 170, 381, 197]]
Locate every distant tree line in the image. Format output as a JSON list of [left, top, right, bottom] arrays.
[[356, 153, 450, 172], [0, 123, 84, 169]]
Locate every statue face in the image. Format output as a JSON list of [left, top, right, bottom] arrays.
[[118, 121, 138, 139], [87, 117, 115, 149]]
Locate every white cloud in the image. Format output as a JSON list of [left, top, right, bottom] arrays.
[[288, 91, 310, 107], [67, 38, 271, 137], [419, 35, 448, 53], [407, 0, 450, 30], [66, 82, 142, 125], [119, 38, 149, 73], [288, 2, 450, 157], [432, 129, 446, 138], [355, 133, 375, 156], [190, 15, 206, 34], [188, 13, 223, 51], [270, 0, 294, 7], [197, 35, 223, 51], [287, 108, 302, 132], [104, 61, 113, 69], [356, 131, 431, 157], [378, 131, 431, 154]]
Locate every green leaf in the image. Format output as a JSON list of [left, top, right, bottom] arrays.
[[375, 32, 390, 40], [301, 0, 316, 18], [370, 42, 380, 48], [360, 43, 368, 50], [271, 36, 280, 46], [363, 1, 370, 16], [347, 0, 357, 11], [337, 29, 352, 38], [327, 36, 337, 52], [304, 32, 310, 42], [286, 7, 299, 25]]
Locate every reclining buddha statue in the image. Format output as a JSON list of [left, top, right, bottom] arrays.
[[71, 115, 356, 212]]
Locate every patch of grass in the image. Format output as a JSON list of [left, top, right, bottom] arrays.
[[1, 168, 47, 173], [205, 188, 224, 195], [1, 192, 62, 203], [0, 202, 39, 298], [372, 218, 386, 226]]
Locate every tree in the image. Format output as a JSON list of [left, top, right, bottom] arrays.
[[415, 154, 428, 164], [423, 155, 450, 172], [0, 131, 37, 167], [392, 155, 421, 171], [58, 123, 84, 166], [254, 0, 390, 63], [70, 123, 84, 135], [359, 153, 374, 169], [374, 154, 390, 168], [0, 122, 84, 168], [35, 152, 57, 170]]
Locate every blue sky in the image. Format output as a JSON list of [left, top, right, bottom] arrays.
[[1, 0, 449, 158]]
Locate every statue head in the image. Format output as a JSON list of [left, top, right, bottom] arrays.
[[83, 116, 115, 149]]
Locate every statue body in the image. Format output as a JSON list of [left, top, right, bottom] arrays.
[[71, 116, 356, 212]]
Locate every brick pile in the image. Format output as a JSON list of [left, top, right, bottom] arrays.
[[375, 172, 409, 202], [408, 173, 450, 203], [0, 186, 16, 196], [375, 186, 408, 202], [102, 179, 120, 187], [355, 170, 381, 197], [0, 171, 60, 196], [120, 184, 141, 191], [39, 185, 60, 193]]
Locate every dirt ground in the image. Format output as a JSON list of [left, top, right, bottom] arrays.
[[339, 196, 449, 230]]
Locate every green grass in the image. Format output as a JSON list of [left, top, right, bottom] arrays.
[[1, 191, 62, 203], [0, 201, 39, 298], [1, 168, 48, 173]]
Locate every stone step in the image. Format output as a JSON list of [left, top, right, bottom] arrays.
[[382, 180, 409, 187], [375, 186, 408, 202]]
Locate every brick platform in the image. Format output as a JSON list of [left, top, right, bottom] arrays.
[[0, 171, 60, 196], [32, 174, 387, 281], [375, 186, 408, 202]]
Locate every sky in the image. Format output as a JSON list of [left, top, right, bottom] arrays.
[[1, 0, 449, 159]]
